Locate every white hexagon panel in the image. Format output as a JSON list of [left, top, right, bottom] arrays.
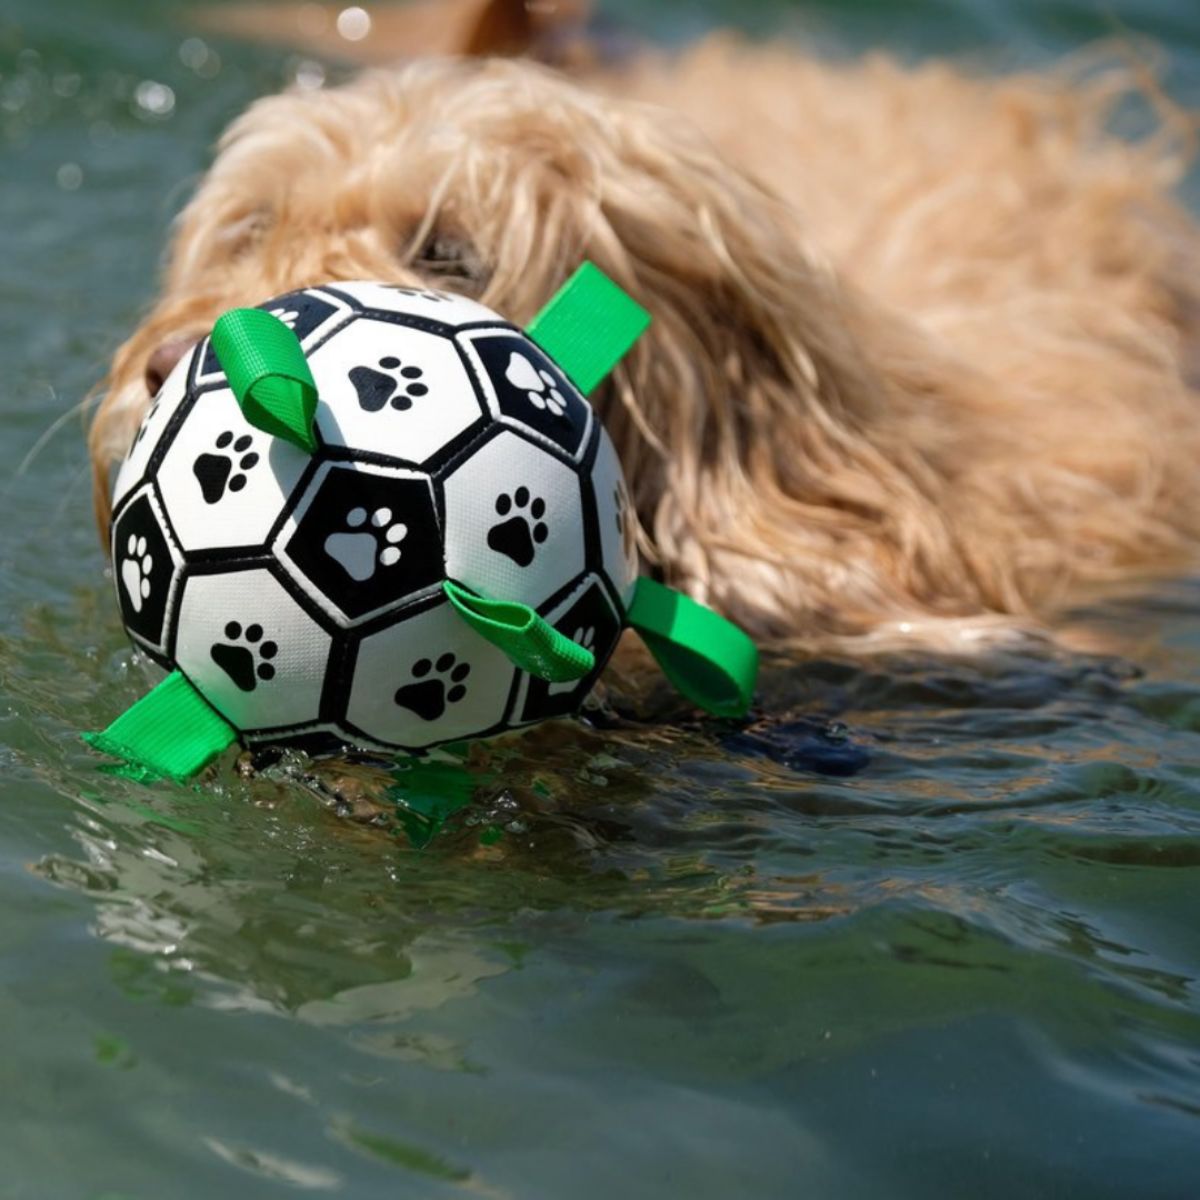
[[344, 598, 519, 751], [156, 387, 311, 553], [111, 348, 193, 511], [442, 430, 587, 609], [174, 569, 332, 734], [318, 281, 504, 327], [109, 484, 184, 661], [587, 426, 639, 609], [306, 316, 487, 465]]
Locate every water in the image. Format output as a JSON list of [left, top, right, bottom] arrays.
[[3, 0, 1200, 1195]]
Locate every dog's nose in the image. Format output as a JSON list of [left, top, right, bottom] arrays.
[[144, 337, 196, 395]]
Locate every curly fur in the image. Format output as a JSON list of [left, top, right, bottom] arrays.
[[89, 32, 1200, 645]]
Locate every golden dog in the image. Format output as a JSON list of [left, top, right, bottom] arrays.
[[90, 0, 1200, 650]]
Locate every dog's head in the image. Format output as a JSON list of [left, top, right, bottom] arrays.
[[92, 55, 957, 639]]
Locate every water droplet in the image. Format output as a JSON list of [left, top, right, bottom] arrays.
[[134, 80, 175, 117], [179, 37, 208, 70], [293, 59, 326, 91], [51, 72, 81, 99], [336, 6, 372, 41]]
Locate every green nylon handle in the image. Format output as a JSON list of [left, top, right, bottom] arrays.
[[526, 261, 651, 396], [626, 578, 759, 718], [444, 581, 595, 683], [82, 670, 238, 782], [211, 308, 319, 453]]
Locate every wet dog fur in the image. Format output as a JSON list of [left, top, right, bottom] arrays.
[[90, 0, 1200, 653]]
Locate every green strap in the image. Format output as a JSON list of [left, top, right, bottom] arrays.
[[211, 308, 319, 453], [626, 578, 758, 718], [526, 261, 651, 396], [82, 671, 238, 782], [444, 581, 595, 683]]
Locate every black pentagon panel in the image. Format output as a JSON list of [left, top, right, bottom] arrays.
[[110, 486, 182, 658], [517, 575, 623, 724], [193, 288, 351, 386], [229, 729, 359, 764], [240, 725, 353, 756], [111, 347, 201, 518], [277, 462, 444, 626], [458, 329, 593, 462], [317, 281, 509, 332], [577, 444, 604, 580]]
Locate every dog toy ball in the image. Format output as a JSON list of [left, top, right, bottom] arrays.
[[85, 264, 759, 780]]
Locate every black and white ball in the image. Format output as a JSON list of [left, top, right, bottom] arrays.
[[110, 282, 638, 753]]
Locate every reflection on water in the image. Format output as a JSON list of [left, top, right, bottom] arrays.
[[6, 574, 1200, 1194], [18, 582, 1200, 1194]]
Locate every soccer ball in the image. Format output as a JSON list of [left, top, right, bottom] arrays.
[[109, 281, 638, 754]]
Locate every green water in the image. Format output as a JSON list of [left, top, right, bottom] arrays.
[[4, 0, 1200, 1195]]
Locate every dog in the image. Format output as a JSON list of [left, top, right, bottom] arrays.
[[90, 0, 1200, 653]]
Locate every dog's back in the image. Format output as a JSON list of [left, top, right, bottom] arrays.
[[93, 0, 1200, 645]]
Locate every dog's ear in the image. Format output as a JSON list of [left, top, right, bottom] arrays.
[[198, 0, 591, 65]]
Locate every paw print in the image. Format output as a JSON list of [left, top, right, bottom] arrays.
[[323, 506, 408, 582], [393, 653, 471, 721], [268, 307, 299, 329], [548, 625, 596, 696], [209, 621, 277, 693], [486, 487, 548, 567], [119, 534, 154, 614], [192, 431, 259, 504], [504, 351, 568, 418], [349, 356, 429, 413], [383, 285, 448, 303]]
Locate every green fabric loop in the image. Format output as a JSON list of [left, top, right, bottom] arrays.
[[82, 670, 238, 781], [526, 261, 651, 396], [627, 578, 758, 718], [211, 308, 319, 453], [444, 581, 595, 683]]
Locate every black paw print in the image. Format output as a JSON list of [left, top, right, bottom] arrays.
[[486, 487, 548, 568], [393, 653, 471, 721], [349, 357, 429, 413], [193, 431, 259, 504], [383, 285, 448, 303], [210, 621, 277, 692]]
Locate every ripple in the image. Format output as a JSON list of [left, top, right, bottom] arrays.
[[204, 1138, 340, 1190]]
